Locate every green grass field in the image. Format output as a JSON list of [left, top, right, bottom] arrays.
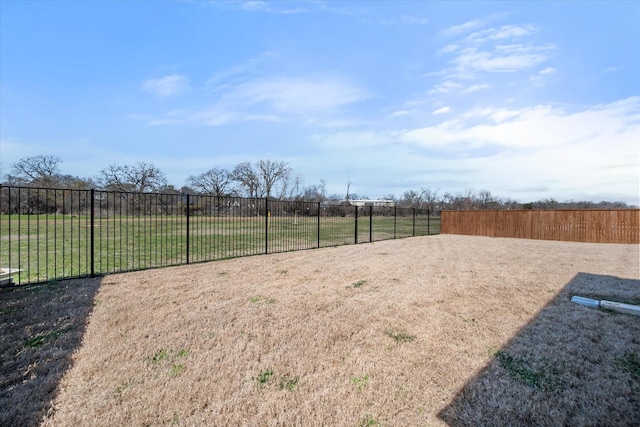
[[1, 213, 440, 284]]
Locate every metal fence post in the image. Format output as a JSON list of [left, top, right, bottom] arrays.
[[186, 193, 190, 264], [369, 205, 373, 242], [265, 198, 269, 254], [394, 206, 397, 239], [317, 202, 321, 249], [90, 189, 95, 277], [427, 208, 430, 235], [354, 205, 358, 244], [412, 208, 416, 237]]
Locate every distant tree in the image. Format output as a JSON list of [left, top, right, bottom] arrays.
[[256, 159, 291, 199], [158, 184, 180, 193], [476, 189, 502, 209], [501, 197, 522, 210], [186, 168, 236, 196], [232, 160, 291, 199], [529, 198, 559, 210], [287, 174, 303, 200], [347, 193, 369, 200], [56, 174, 94, 190], [97, 162, 167, 192], [232, 162, 263, 198], [595, 200, 630, 209], [439, 192, 455, 210], [326, 193, 344, 202], [401, 190, 423, 208], [450, 188, 476, 210], [6, 155, 62, 187], [319, 179, 328, 200], [186, 168, 237, 216], [421, 187, 440, 212], [345, 177, 352, 201], [296, 179, 328, 202], [4, 155, 93, 191]]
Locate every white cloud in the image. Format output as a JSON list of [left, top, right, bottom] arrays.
[[145, 75, 370, 126], [402, 98, 640, 152], [306, 97, 640, 203], [530, 66, 557, 83], [240, 0, 308, 14], [440, 44, 459, 54], [388, 110, 412, 117], [369, 14, 429, 26], [205, 51, 276, 87], [441, 19, 485, 37], [142, 75, 191, 98], [428, 80, 463, 94], [229, 77, 369, 114], [242, 1, 268, 11], [453, 44, 551, 73], [399, 15, 429, 25], [432, 106, 452, 115], [432, 18, 555, 96], [467, 25, 537, 43], [403, 98, 639, 201], [464, 84, 489, 93]]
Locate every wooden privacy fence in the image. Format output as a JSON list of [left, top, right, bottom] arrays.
[[441, 209, 640, 244]]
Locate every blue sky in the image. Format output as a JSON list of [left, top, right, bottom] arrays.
[[1, 0, 639, 203]]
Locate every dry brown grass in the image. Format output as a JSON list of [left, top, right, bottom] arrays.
[[1, 235, 639, 426]]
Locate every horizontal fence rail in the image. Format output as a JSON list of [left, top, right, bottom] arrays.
[[441, 209, 639, 244], [0, 186, 440, 285]]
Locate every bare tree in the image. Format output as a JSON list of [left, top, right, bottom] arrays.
[[401, 189, 424, 208], [439, 192, 455, 210], [97, 162, 167, 192], [232, 162, 263, 198], [56, 174, 94, 190], [186, 168, 236, 196], [296, 179, 328, 202], [232, 160, 291, 199], [451, 188, 476, 210], [287, 174, 304, 200], [256, 159, 291, 199], [421, 187, 440, 212], [345, 176, 352, 201], [8, 155, 62, 187], [502, 197, 521, 210], [477, 189, 500, 209]]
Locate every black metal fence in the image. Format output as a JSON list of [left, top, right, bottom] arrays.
[[0, 185, 440, 285]]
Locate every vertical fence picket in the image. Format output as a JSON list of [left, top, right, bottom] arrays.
[[186, 194, 190, 265], [317, 202, 321, 249], [412, 209, 416, 237], [90, 189, 95, 277]]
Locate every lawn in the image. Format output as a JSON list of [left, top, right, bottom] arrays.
[[0, 213, 440, 284], [1, 235, 637, 426]]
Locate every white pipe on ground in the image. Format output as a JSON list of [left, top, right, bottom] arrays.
[[570, 296, 600, 309], [600, 300, 640, 316], [571, 295, 640, 316]]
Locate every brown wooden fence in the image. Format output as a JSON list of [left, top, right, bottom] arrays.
[[441, 209, 640, 244]]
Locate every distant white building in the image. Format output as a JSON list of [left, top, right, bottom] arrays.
[[336, 199, 396, 208]]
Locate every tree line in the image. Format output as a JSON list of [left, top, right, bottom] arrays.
[[1, 155, 634, 210]]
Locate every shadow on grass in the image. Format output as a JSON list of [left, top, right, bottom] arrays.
[[0, 277, 102, 426], [438, 272, 640, 426]]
